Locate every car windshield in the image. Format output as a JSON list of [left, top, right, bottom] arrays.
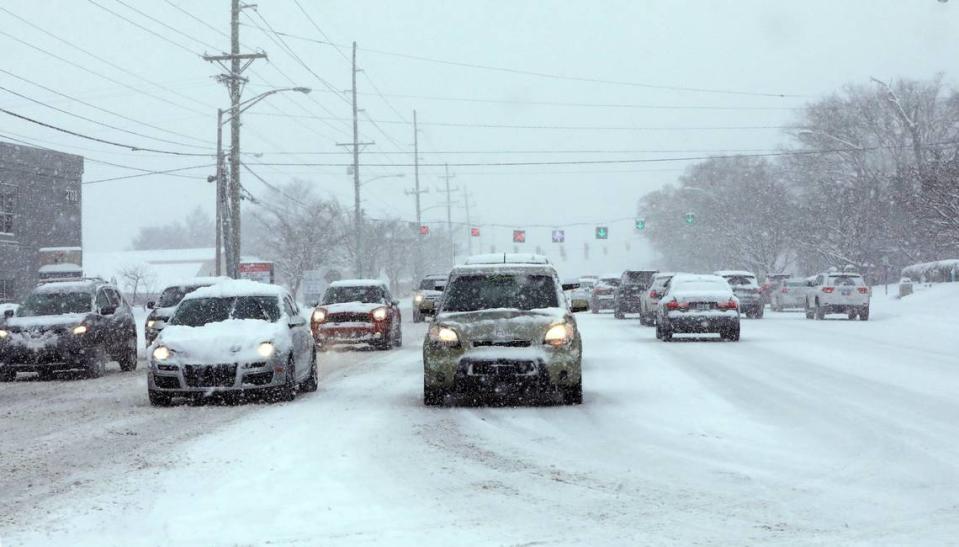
[[830, 275, 864, 286], [323, 286, 384, 304], [170, 296, 281, 327], [599, 279, 621, 287], [419, 279, 445, 291], [156, 285, 206, 308], [442, 274, 558, 311], [723, 276, 757, 286], [17, 292, 91, 316]]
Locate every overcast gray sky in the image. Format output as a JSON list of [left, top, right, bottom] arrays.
[[2, 0, 957, 274]]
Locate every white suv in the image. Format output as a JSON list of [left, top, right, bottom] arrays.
[[804, 272, 871, 321]]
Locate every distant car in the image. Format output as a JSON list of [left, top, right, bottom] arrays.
[[0, 303, 19, 317], [147, 280, 317, 406], [770, 278, 808, 311], [656, 274, 740, 342], [613, 270, 658, 319], [714, 270, 764, 319], [422, 258, 586, 405], [804, 271, 871, 320], [311, 279, 402, 350], [761, 273, 792, 307], [412, 274, 447, 323], [639, 272, 675, 326], [589, 275, 620, 313], [0, 278, 138, 381], [144, 277, 228, 346]]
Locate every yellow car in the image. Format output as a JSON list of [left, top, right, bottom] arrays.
[[412, 273, 447, 323]]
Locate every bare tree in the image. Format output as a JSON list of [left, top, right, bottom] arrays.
[[117, 264, 156, 305]]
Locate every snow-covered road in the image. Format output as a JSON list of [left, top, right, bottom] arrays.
[[2, 286, 959, 545]]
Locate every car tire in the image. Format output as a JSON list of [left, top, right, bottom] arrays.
[[655, 322, 663, 339], [614, 309, 625, 320], [723, 326, 741, 341], [118, 336, 138, 372], [754, 306, 764, 319], [859, 306, 870, 321], [0, 367, 16, 382], [562, 381, 583, 405], [590, 305, 598, 314], [393, 322, 403, 348], [299, 348, 319, 393], [805, 301, 814, 320], [661, 323, 673, 342], [148, 389, 173, 407], [424, 383, 446, 406], [37, 368, 57, 381], [273, 357, 297, 403], [814, 300, 825, 320], [85, 358, 105, 379], [847, 310, 857, 320], [413, 311, 423, 323]]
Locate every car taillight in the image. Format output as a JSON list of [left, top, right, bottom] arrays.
[[781, 288, 789, 293], [717, 299, 738, 310], [857, 287, 869, 294], [665, 299, 688, 310], [822, 287, 834, 293], [648, 290, 658, 298]]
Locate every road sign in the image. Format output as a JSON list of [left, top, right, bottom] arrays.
[[635, 217, 646, 230], [684, 212, 696, 225], [239, 261, 274, 284], [595, 226, 609, 239], [419, 225, 430, 235], [470, 227, 480, 237], [513, 230, 526, 243], [551, 229, 565, 243]]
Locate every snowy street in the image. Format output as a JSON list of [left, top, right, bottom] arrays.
[[1, 286, 958, 545]]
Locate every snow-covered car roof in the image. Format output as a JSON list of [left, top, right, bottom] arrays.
[[160, 276, 231, 290], [652, 271, 677, 279], [183, 279, 287, 300], [329, 279, 388, 288], [421, 273, 448, 280], [672, 273, 730, 285], [714, 270, 757, 277], [451, 263, 557, 276], [463, 253, 550, 265], [33, 280, 102, 293]]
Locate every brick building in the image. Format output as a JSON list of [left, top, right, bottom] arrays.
[[0, 141, 83, 302]]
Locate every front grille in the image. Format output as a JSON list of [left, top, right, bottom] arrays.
[[472, 340, 531, 348], [327, 312, 370, 323], [470, 360, 537, 376], [243, 371, 274, 386], [154, 375, 181, 389], [183, 364, 237, 388]]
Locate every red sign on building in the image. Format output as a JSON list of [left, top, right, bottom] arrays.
[[238, 262, 274, 284], [513, 230, 526, 243]]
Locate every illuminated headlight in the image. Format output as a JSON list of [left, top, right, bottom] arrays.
[[153, 346, 171, 361], [428, 325, 459, 346], [414, 294, 424, 304], [72, 325, 88, 335], [257, 342, 275, 358], [146, 319, 156, 329], [544, 323, 574, 347], [0, 329, 8, 339], [371, 307, 388, 321], [312, 309, 327, 323]]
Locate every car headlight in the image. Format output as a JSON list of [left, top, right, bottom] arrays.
[[72, 325, 88, 335], [312, 308, 327, 323], [0, 329, 8, 339], [544, 323, 574, 347], [414, 294, 424, 304], [257, 342, 275, 358], [153, 346, 171, 361], [371, 307, 388, 321], [428, 325, 460, 346], [146, 319, 156, 329]]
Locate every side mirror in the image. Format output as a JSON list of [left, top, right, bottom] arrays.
[[289, 315, 306, 328], [391, 299, 400, 306], [650, 290, 659, 299], [4, 309, 14, 319], [570, 301, 589, 313], [146, 301, 155, 309], [99, 305, 117, 316]]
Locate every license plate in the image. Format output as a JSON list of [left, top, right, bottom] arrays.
[[841, 289, 852, 296], [696, 303, 710, 311]]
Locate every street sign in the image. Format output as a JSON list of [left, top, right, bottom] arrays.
[[595, 226, 609, 239], [239, 261, 274, 284], [419, 225, 430, 235], [684, 212, 696, 225], [635, 217, 646, 231], [470, 227, 480, 237], [551, 229, 565, 243], [513, 230, 526, 243]]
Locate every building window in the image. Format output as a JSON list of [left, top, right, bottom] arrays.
[[0, 278, 14, 301], [0, 184, 16, 235], [65, 187, 79, 203]]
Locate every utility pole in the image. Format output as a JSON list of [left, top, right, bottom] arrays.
[[438, 164, 459, 267], [462, 186, 475, 256], [214, 108, 226, 276], [203, 0, 265, 278], [337, 41, 374, 277], [405, 110, 429, 280]]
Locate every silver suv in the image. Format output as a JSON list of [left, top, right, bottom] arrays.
[[804, 271, 871, 320]]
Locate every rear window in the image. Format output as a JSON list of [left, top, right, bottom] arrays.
[[673, 280, 729, 292], [723, 275, 758, 287], [828, 275, 864, 286], [599, 278, 621, 287], [623, 271, 655, 285], [785, 280, 805, 287], [443, 274, 558, 312]]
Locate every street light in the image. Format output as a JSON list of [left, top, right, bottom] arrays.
[[214, 86, 311, 277]]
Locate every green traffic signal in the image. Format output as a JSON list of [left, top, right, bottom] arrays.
[[684, 212, 696, 225], [635, 218, 646, 230], [595, 226, 608, 239]]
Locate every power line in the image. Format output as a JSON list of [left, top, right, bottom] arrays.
[[252, 27, 809, 99], [85, 0, 200, 57], [0, 107, 213, 156], [83, 164, 214, 185], [111, 0, 223, 52]]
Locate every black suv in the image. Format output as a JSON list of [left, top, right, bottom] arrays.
[[0, 278, 138, 381], [613, 270, 658, 319]]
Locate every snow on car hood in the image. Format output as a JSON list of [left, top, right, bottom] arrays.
[[437, 307, 568, 341], [3, 313, 89, 330], [321, 302, 384, 314], [156, 319, 291, 364]]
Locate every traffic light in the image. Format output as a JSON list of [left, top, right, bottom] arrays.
[[595, 226, 608, 239], [419, 225, 430, 235], [470, 227, 480, 237], [684, 212, 696, 225], [551, 229, 565, 243], [635, 217, 646, 231], [513, 230, 526, 243]]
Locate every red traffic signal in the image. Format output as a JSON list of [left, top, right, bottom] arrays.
[[470, 227, 480, 237], [513, 230, 526, 243], [419, 225, 430, 235]]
